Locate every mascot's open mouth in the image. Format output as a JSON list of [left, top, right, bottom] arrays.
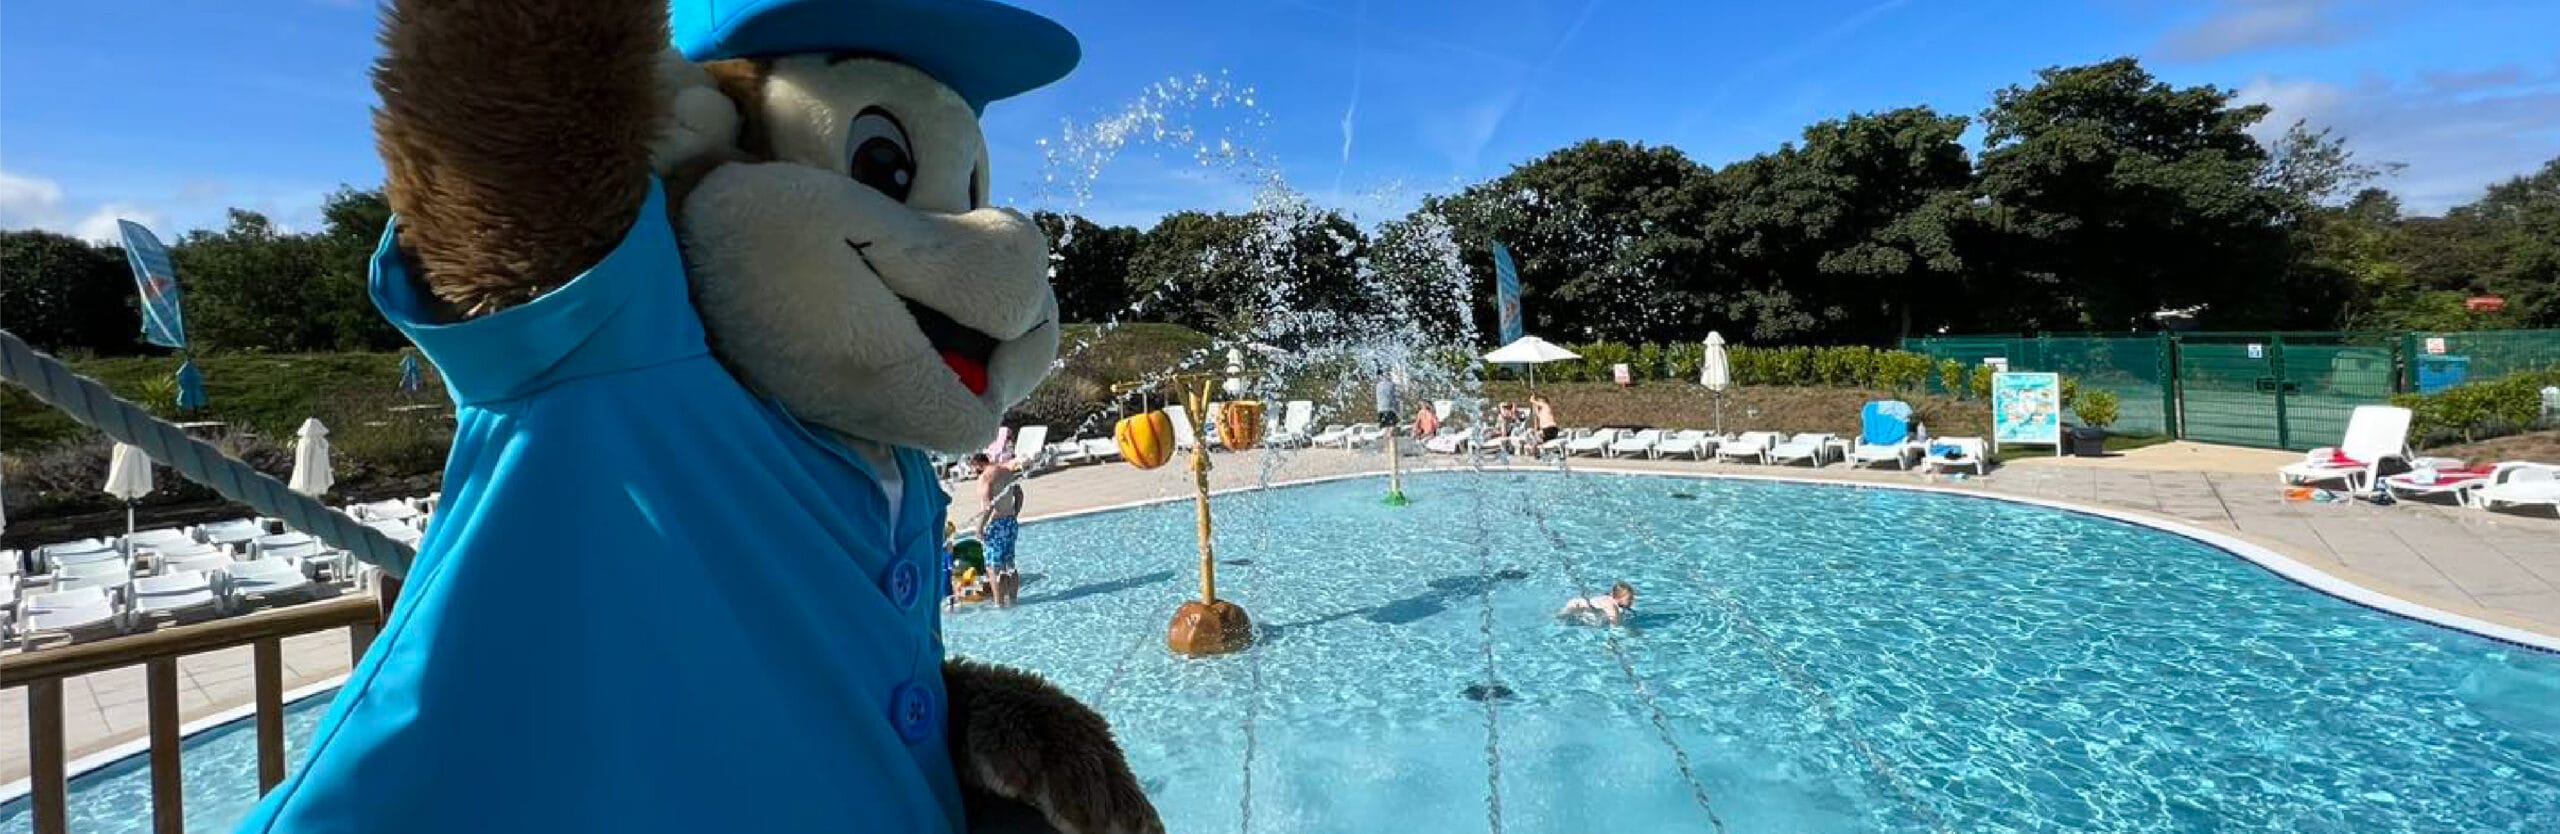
[[901, 298, 1002, 395]]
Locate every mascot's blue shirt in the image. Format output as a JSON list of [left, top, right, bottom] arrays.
[[236, 179, 965, 833]]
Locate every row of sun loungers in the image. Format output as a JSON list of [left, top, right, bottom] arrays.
[[2279, 405, 2559, 514], [3, 496, 436, 645]]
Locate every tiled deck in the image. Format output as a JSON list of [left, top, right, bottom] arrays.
[[5, 442, 2553, 784]]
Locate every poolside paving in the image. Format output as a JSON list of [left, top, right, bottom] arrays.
[[4, 441, 2552, 784]]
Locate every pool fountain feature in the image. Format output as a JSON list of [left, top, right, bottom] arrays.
[[1163, 378, 1254, 657]]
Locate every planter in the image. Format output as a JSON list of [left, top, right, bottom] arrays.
[[2065, 426, 2108, 457]]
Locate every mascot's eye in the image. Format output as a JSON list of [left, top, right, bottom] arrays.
[[845, 108, 916, 202]]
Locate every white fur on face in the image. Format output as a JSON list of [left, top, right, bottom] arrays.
[[678, 57, 1060, 454]]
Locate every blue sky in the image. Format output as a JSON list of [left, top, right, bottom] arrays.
[[5, 0, 2557, 242]]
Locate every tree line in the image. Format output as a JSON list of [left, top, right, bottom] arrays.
[[5, 58, 2554, 361]]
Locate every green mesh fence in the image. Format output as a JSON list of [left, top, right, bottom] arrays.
[[1899, 334, 2173, 437], [2402, 329, 2560, 392], [1902, 329, 2558, 450]]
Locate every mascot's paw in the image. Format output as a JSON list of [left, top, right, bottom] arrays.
[[649, 48, 740, 177], [947, 659, 1165, 834]]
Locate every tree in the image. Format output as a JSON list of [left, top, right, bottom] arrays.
[[1975, 58, 2293, 330], [1125, 202, 1370, 341], [1707, 107, 1975, 342], [0, 230, 143, 356], [1033, 212, 1141, 323], [1426, 140, 1714, 344], [173, 210, 336, 352], [2454, 157, 2560, 326]]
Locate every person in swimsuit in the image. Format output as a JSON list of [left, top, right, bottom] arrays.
[[1559, 581, 1637, 626], [1531, 395, 1561, 445], [973, 453, 1026, 607]]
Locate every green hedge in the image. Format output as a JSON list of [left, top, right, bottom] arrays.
[[1486, 342, 1945, 392], [2389, 367, 2560, 445]]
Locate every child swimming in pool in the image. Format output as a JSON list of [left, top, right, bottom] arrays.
[[1559, 581, 1637, 626]]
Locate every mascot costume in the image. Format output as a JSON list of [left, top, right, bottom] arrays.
[[234, 0, 1163, 832]]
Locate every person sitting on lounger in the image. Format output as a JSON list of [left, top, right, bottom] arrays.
[[1559, 581, 1637, 626]]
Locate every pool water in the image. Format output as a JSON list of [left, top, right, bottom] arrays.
[[13, 472, 2556, 832], [946, 471, 2560, 833], [0, 691, 332, 833]]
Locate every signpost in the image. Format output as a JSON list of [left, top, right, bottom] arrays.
[[1990, 372, 2063, 454]]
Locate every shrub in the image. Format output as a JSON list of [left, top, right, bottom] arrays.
[[1938, 359, 1968, 398], [2393, 367, 2560, 445], [2075, 389, 2121, 428], [1969, 365, 1995, 400], [1874, 351, 1934, 392]]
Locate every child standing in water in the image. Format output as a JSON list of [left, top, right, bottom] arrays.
[[1559, 581, 1637, 626], [972, 453, 1026, 607]]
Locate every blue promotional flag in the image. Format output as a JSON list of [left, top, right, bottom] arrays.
[[175, 359, 207, 410], [1492, 240, 1523, 345], [115, 220, 188, 349], [400, 354, 425, 392]]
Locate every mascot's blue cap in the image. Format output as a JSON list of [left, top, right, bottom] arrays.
[[670, 0, 1079, 111]]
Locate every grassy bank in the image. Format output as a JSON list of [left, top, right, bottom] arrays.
[[0, 325, 1219, 537]]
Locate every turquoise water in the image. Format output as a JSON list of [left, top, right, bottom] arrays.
[[945, 471, 2560, 833], [0, 692, 332, 833], [14, 471, 2557, 832]]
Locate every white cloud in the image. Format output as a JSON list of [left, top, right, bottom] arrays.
[[2154, 0, 2350, 62], [2234, 67, 2560, 212], [0, 169, 154, 244]]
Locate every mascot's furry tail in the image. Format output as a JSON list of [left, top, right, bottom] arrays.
[[0, 328, 417, 578]]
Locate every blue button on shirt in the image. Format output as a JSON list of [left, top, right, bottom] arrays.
[[235, 179, 964, 833]]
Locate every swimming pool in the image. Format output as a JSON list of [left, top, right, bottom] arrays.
[[946, 470, 2560, 833], [0, 689, 334, 833], [13, 470, 2556, 832]]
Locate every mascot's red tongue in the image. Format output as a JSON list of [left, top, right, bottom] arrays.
[[942, 351, 990, 395]]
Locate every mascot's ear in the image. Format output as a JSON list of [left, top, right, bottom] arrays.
[[651, 49, 749, 198]]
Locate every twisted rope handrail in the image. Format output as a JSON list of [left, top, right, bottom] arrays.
[[0, 328, 415, 577]]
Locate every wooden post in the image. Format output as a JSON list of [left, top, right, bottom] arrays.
[[147, 657, 183, 834], [30, 679, 67, 834], [255, 637, 287, 793]]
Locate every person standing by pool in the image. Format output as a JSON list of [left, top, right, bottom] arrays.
[[1530, 395, 1561, 447], [973, 453, 1026, 607]]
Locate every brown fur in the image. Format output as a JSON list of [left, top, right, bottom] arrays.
[[372, 0, 664, 320], [945, 658, 1165, 834], [700, 59, 777, 160]]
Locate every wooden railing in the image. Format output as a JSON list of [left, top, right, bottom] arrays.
[[1, 595, 384, 834]]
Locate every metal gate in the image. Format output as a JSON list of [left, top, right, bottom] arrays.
[[2173, 334, 2397, 450]]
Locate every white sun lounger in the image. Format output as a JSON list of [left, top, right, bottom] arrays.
[[2474, 463, 2560, 515], [1565, 429, 1621, 457], [2377, 459, 2499, 505], [1164, 405, 1202, 452], [1651, 430, 1716, 460], [130, 570, 222, 622], [52, 558, 132, 592], [123, 528, 198, 555], [196, 519, 267, 549], [18, 586, 123, 639], [18, 586, 124, 638], [162, 548, 238, 576], [1045, 438, 1092, 467], [1079, 437, 1121, 462], [1769, 433, 1840, 467], [1268, 401, 1317, 449], [1917, 437, 1992, 476], [1424, 427, 1478, 454], [1607, 429, 1663, 458], [223, 556, 316, 611], [1010, 425, 1053, 470], [2279, 405, 2412, 494], [353, 499, 422, 523], [1714, 431, 1785, 465]]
